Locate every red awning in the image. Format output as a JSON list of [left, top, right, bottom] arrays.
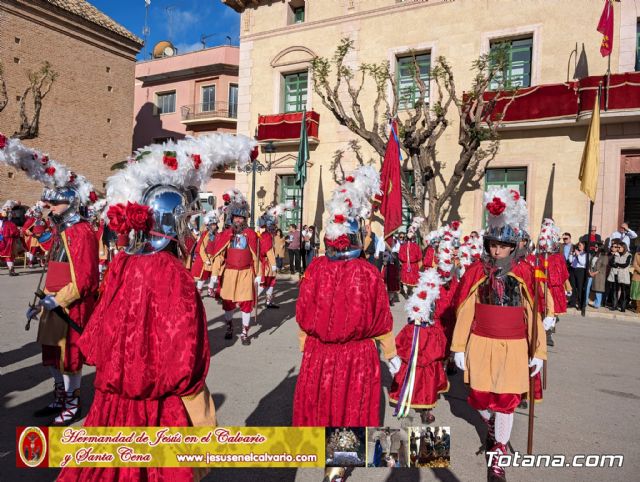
[[257, 111, 320, 142]]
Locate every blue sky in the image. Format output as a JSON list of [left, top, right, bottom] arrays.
[[89, 0, 241, 59]]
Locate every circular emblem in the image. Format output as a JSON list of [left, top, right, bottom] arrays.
[[18, 426, 47, 467]]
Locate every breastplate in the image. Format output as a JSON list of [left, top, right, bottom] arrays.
[[477, 273, 522, 306], [231, 234, 247, 249], [49, 236, 69, 263]]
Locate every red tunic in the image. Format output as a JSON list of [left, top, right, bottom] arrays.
[[259, 231, 277, 288], [293, 256, 393, 427], [389, 284, 455, 409], [422, 246, 436, 269], [58, 251, 210, 482], [40, 222, 99, 372], [190, 231, 213, 280], [398, 241, 422, 286], [0, 219, 19, 259], [547, 253, 569, 314]]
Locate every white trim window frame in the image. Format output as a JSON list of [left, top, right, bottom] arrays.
[[155, 90, 176, 115], [201, 84, 216, 113], [387, 42, 437, 112]]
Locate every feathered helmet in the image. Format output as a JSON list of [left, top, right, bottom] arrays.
[[86, 199, 107, 222], [459, 230, 484, 273], [1, 200, 18, 218], [104, 134, 255, 255], [27, 201, 45, 218], [483, 187, 528, 247], [220, 188, 249, 225], [324, 165, 381, 257], [258, 200, 294, 231], [537, 218, 560, 253], [0, 134, 97, 224], [407, 217, 424, 240], [202, 209, 219, 227]]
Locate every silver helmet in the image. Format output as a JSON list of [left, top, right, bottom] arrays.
[[130, 184, 200, 255], [41, 187, 81, 228]]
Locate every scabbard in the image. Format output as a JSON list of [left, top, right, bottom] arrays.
[[35, 289, 83, 334]]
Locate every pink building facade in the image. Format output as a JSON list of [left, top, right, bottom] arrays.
[[133, 45, 240, 206]]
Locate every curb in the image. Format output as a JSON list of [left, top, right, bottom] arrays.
[[566, 307, 640, 323]]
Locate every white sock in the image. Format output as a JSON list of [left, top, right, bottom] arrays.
[[7, 261, 13, 269], [48, 366, 63, 384], [478, 409, 492, 421], [257, 286, 264, 297], [196, 280, 204, 290], [241, 312, 251, 328], [208, 278, 215, 289], [63, 372, 82, 396], [224, 311, 233, 322], [27, 253, 34, 262], [266, 286, 274, 297], [494, 412, 514, 444]]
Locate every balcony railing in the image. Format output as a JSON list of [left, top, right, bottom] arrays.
[[180, 101, 238, 124]]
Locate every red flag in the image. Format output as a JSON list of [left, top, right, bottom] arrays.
[[597, 0, 614, 57], [378, 120, 403, 240]]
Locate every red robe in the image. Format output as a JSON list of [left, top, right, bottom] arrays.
[[0, 219, 19, 259], [293, 256, 393, 427], [389, 283, 455, 409], [398, 241, 422, 286], [422, 246, 436, 269], [190, 230, 214, 280], [39, 221, 99, 372], [58, 251, 210, 482], [547, 252, 569, 314]]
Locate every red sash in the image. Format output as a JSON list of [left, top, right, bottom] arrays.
[[45, 261, 72, 292], [226, 248, 252, 270], [471, 303, 526, 340]]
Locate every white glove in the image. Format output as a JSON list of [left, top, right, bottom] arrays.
[[565, 290, 572, 297], [271, 265, 278, 273], [254, 276, 262, 285], [39, 295, 59, 311], [529, 357, 544, 377], [453, 352, 466, 371], [387, 356, 401, 376], [542, 316, 556, 331], [26, 305, 40, 321]]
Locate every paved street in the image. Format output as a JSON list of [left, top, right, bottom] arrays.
[[1, 265, 639, 482]]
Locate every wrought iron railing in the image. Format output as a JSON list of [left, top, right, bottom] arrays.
[[181, 101, 238, 121]]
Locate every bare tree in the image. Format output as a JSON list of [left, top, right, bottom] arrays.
[[0, 63, 8, 113], [14, 61, 58, 140], [330, 139, 374, 184], [312, 38, 517, 232]]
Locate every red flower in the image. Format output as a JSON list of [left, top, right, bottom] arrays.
[[463, 235, 470, 243], [511, 190, 520, 201], [40, 155, 49, 165], [32, 153, 38, 160], [125, 202, 153, 233], [451, 220, 461, 230], [191, 154, 202, 170], [0, 134, 6, 149], [345, 176, 355, 183], [44, 166, 56, 176], [333, 214, 346, 224], [417, 291, 427, 300], [222, 193, 231, 203], [412, 306, 420, 312], [486, 196, 506, 216], [163, 151, 178, 170], [345, 198, 353, 207], [68, 172, 76, 183], [89, 191, 98, 203], [106, 204, 129, 234], [325, 234, 351, 250], [250, 146, 259, 161]]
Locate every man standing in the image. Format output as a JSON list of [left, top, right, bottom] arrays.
[[580, 225, 601, 254], [257, 209, 280, 309], [287, 223, 301, 275], [398, 219, 423, 298], [211, 201, 260, 345], [190, 211, 219, 296], [0, 201, 20, 276], [610, 222, 637, 249]]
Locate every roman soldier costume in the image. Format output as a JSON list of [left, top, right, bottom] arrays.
[[0, 200, 20, 276], [55, 133, 253, 482], [293, 165, 400, 427], [191, 210, 220, 296], [451, 188, 551, 482], [22, 203, 53, 268], [257, 202, 291, 309], [210, 190, 259, 345]]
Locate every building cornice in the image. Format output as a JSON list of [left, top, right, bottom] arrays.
[[136, 64, 239, 85]]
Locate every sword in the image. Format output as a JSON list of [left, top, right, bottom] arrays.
[[25, 251, 51, 331], [543, 252, 548, 391], [254, 234, 260, 326], [34, 289, 83, 334]]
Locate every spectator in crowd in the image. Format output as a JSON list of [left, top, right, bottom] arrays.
[[374, 231, 386, 271], [589, 244, 610, 309], [274, 228, 286, 271], [580, 226, 601, 254], [470, 230, 479, 239], [568, 241, 587, 309], [303, 225, 317, 268], [585, 242, 601, 306], [287, 224, 301, 274], [609, 222, 637, 249], [562, 232, 573, 265], [631, 246, 640, 313], [607, 241, 632, 312], [363, 223, 377, 266]]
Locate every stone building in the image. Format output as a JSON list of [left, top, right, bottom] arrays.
[[0, 0, 142, 204], [223, 0, 640, 243]]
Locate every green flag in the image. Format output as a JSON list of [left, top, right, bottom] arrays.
[[295, 109, 309, 186]]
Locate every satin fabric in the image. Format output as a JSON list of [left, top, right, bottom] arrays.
[[467, 389, 521, 414], [389, 285, 453, 409], [42, 222, 99, 372], [547, 253, 569, 314], [0, 219, 19, 259], [293, 257, 393, 427], [57, 251, 210, 482], [422, 246, 436, 269], [398, 241, 422, 286], [190, 231, 212, 280]]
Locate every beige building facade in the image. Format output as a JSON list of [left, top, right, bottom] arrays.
[[224, 0, 640, 242], [0, 0, 142, 204]]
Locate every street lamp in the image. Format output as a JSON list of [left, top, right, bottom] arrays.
[[240, 142, 274, 228]]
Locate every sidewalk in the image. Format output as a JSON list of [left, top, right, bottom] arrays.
[[566, 306, 640, 323]]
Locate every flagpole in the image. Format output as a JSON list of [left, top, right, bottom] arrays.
[[298, 110, 307, 273]]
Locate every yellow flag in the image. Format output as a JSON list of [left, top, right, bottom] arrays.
[[578, 91, 601, 202]]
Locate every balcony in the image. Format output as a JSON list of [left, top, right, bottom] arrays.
[[256, 110, 320, 146], [180, 101, 238, 126]]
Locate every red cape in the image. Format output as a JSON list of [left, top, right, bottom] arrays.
[[210, 227, 258, 259], [0, 219, 19, 257]]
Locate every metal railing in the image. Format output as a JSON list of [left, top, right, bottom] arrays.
[[181, 101, 238, 121]]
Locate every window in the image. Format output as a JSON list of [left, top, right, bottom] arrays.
[[228, 84, 238, 118], [201, 85, 216, 112], [283, 72, 308, 113], [485, 167, 527, 197], [490, 37, 532, 89], [397, 53, 431, 110], [294, 7, 305, 23], [288, 1, 305, 25], [279, 175, 302, 229], [156, 91, 176, 114], [401, 170, 416, 232], [636, 21, 640, 71]]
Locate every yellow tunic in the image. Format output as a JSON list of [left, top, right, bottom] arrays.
[[211, 238, 259, 302]]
